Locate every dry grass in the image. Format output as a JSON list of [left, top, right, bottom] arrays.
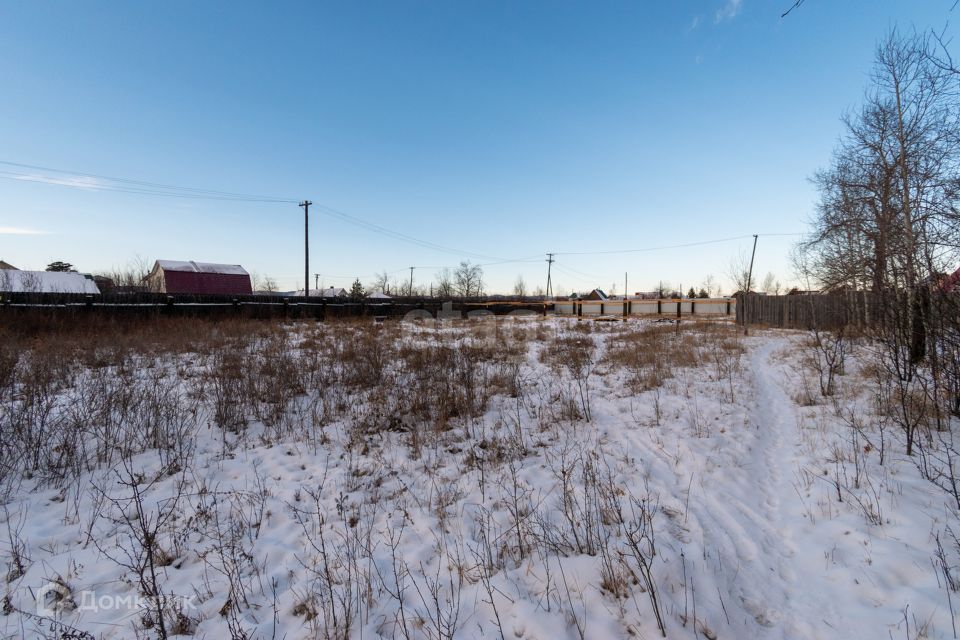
[[603, 321, 742, 393], [0, 314, 754, 638]]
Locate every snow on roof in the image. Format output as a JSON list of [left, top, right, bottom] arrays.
[[0, 270, 100, 294], [367, 291, 392, 299], [290, 287, 348, 297], [155, 260, 249, 276]]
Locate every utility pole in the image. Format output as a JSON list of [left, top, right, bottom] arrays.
[[314, 273, 320, 292], [408, 266, 415, 296], [545, 253, 555, 299], [745, 234, 758, 294], [743, 234, 759, 335], [624, 272, 628, 300], [299, 201, 312, 296]]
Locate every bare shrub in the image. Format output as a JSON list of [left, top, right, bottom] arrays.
[[542, 333, 595, 421], [209, 344, 249, 433], [806, 325, 849, 397], [92, 457, 189, 639]]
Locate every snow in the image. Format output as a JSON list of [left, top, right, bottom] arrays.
[[1, 318, 956, 639], [0, 270, 100, 294], [155, 260, 249, 275], [289, 287, 349, 297]]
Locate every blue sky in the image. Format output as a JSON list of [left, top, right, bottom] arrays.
[[0, 0, 955, 294]]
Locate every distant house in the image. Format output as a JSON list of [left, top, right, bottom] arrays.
[[291, 287, 348, 298], [92, 275, 116, 293], [147, 260, 252, 295], [938, 267, 960, 293], [584, 289, 608, 301], [0, 260, 18, 270], [367, 291, 392, 299], [0, 270, 100, 294]]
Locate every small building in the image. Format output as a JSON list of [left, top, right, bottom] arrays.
[[147, 260, 252, 295], [584, 289, 608, 301], [291, 286, 348, 298], [0, 270, 100, 294], [315, 287, 347, 298], [92, 275, 115, 293], [367, 291, 392, 299], [0, 260, 18, 270]]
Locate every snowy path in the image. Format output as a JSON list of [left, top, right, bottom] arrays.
[[676, 340, 843, 639], [743, 342, 845, 638]]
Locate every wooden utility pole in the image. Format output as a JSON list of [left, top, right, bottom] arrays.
[[743, 234, 758, 335], [314, 273, 320, 291], [546, 253, 555, 298], [745, 234, 758, 294], [408, 266, 414, 296], [299, 201, 312, 296]]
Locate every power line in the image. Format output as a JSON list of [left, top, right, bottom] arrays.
[[0, 171, 298, 202], [552, 262, 606, 282], [0, 159, 807, 278], [312, 203, 504, 262], [0, 159, 515, 263], [553, 233, 802, 257], [0, 162, 297, 203]]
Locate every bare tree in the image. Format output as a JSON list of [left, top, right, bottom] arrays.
[[370, 270, 391, 295], [801, 29, 960, 456], [727, 251, 752, 293], [435, 268, 455, 298], [454, 261, 484, 298], [761, 272, 782, 295], [513, 275, 527, 299], [701, 274, 718, 297], [108, 256, 154, 291], [251, 272, 279, 293]]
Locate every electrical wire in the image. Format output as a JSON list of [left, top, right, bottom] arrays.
[[313, 203, 505, 262], [0, 159, 515, 262], [553, 235, 752, 256], [0, 159, 806, 273], [552, 233, 804, 257], [0, 161, 298, 203]]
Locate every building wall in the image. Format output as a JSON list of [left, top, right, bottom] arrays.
[[147, 271, 167, 293], [554, 299, 736, 317], [161, 270, 253, 295]]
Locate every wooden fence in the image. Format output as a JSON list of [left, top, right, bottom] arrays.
[[0, 292, 552, 321], [735, 292, 879, 329]]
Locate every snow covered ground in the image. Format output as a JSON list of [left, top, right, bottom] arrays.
[[0, 316, 956, 639]]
